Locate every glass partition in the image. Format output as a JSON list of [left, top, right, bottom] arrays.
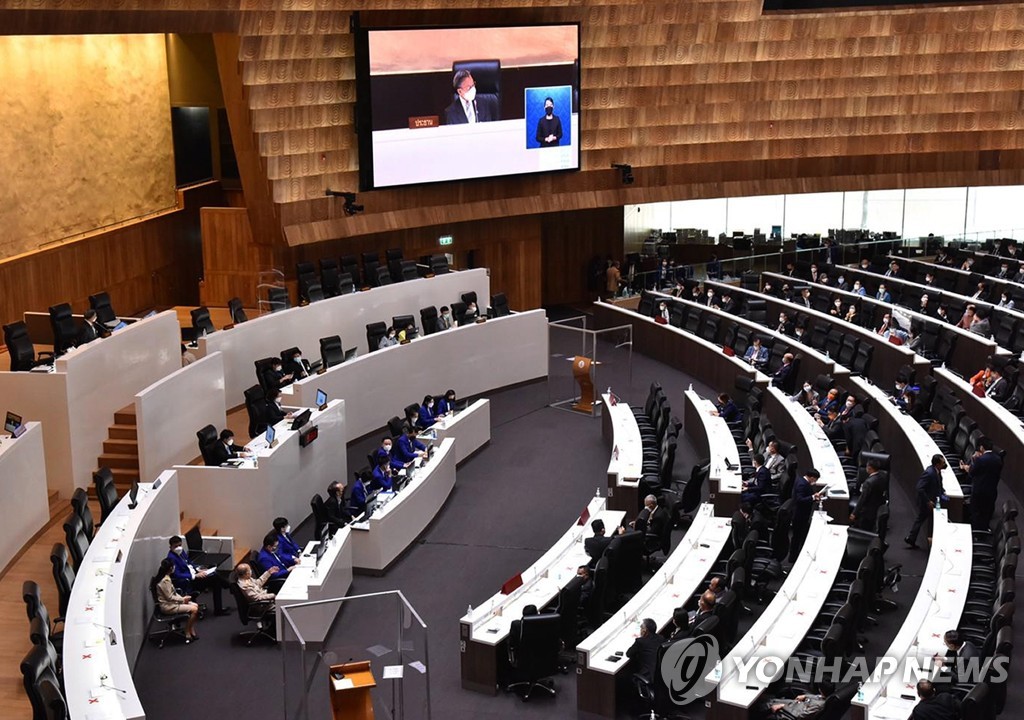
[[547, 315, 633, 415]]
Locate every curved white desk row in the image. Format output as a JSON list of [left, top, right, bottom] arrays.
[[420, 398, 491, 465], [684, 389, 743, 515], [291, 309, 548, 441], [349, 436, 456, 573], [708, 512, 848, 717], [601, 392, 643, 513], [852, 511, 971, 720], [64, 471, 185, 720], [275, 529, 353, 643], [0, 422, 49, 574], [459, 495, 624, 694], [576, 504, 731, 718], [197, 268, 491, 402]]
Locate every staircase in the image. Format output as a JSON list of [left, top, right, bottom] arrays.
[[95, 404, 140, 493]]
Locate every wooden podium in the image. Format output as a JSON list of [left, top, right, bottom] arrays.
[[329, 661, 376, 720], [572, 355, 595, 413]]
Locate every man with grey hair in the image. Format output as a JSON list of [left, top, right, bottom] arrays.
[[235, 562, 277, 606], [444, 69, 496, 125], [631, 494, 668, 537]]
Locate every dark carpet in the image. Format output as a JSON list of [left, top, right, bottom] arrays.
[[133, 308, 1024, 720]]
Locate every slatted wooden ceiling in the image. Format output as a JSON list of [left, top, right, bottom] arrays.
[[3, 0, 1024, 247]]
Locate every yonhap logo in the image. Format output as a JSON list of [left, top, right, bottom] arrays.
[[660, 635, 720, 705]]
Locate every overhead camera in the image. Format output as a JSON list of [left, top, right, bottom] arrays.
[[326, 189, 364, 215], [611, 163, 634, 185]]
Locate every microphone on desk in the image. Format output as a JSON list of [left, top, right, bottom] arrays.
[[781, 588, 797, 602], [93, 623, 118, 645], [100, 678, 128, 694]]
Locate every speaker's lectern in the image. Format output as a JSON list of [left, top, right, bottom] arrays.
[[572, 355, 596, 413], [329, 661, 376, 720]]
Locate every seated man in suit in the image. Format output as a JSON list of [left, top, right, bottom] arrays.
[[395, 425, 428, 464], [771, 353, 794, 388], [208, 429, 249, 466], [264, 388, 294, 425], [76, 309, 105, 345], [444, 69, 497, 125], [272, 517, 302, 568], [985, 365, 1011, 402], [167, 535, 230, 615], [437, 306, 455, 331], [256, 532, 294, 582], [324, 481, 353, 527], [626, 618, 663, 685], [631, 494, 669, 537], [284, 348, 312, 381], [911, 680, 959, 720], [743, 337, 769, 370], [575, 565, 594, 609], [418, 395, 438, 429], [933, 630, 981, 690], [849, 459, 886, 530], [235, 562, 277, 608], [584, 518, 623, 568], [713, 392, 742, 424], [690, 590, 716, 630], [262, 357, 294, 390], [742, 453, 771, 505], [718, 291, 737, 314], [371, 452, 395, 492]]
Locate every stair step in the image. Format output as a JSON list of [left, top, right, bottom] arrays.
[[181, 517, 201, 535], [114, 409, 137, 425], [109, 467, 140, 486], [103, 438, 138, 454], [98, 453, 139, 470], [109, 424, 137, 440], [233, 546, 251, 566]]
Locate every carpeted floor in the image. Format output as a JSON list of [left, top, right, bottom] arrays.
[[133, 309, 1022, 720]]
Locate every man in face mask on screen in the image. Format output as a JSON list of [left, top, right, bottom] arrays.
[[535, 96, 563, 146], [444, 69, 496, 125]]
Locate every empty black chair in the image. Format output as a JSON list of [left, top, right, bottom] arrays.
[[49, 544, 75, 622], [21, 643, 60, 720], [296, 261, 317, 302], [304, 282, 324, 303], [48, 304, 77, 355], [366, 321, 388, 352], [387, 416, 406, 438], [4, 321, 54, 371], [385, 247, 403, 263], [429, 254, 450, 275], [70, 488, 94, 539], [400, 260, 419, 282], [364, 259, 382, 287], [451, 301, 468, 326], [88, 292, 117, 327], [227, 297, 248, 325], [338, 272, 356, 295], [190, 307, 215, 337], [340, 254, 361, 286], [420, 306, 439, 335], [93, 468, 119, 523], [375, 265, 393, 286], [505, 612, 561, 701], [23, 580, 63, 656], [243, 384, 267, 439], [267, 287, 290, 312], [320, 335, 344, 369], [361, 250, 379, 267], [197, 424, 218, 465], [62, 513, 90, 573], [490, 293, 510, 317], [310, 493, 331, 541], [320, 258, 342, 297]]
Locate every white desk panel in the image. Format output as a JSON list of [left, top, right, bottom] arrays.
[[685, 389, 743, 495], [711, 514, 848, 711], [420, 398, 491, 464], [275, 530, 354, 642], [175, 400, 345, 550], [293, 310, 548, 440], [64, 471, 181, 720], [0, 371, 71, 497], [854, 512, 971, 719], [0, 423, 49, 573], [350, 437, 457, 572], [135, 352, 227, 483], [198, 268, 491, 403], [462, 496, 623, 646], [603, 392, 643, 488]]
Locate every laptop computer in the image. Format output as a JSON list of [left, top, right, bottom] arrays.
[[344, 348, 358, 362], [128, 481, 140, 509], [265, 425, 277, 448], [4, 411, 22, 434], [290, 409, 312, 431]]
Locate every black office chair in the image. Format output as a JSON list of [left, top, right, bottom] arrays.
[[197, 424, 218, 465], [392, 314, 417, 338], [296, 262, 317, 303], [490, 293, 510, 318], [23, 580, 63, 656], [92, 468, 119, 524], [451, 59, 501, 122], [267, 287, 290, 312], [461, 291, 478, 306], [340, 255, 361, 286], [62, 513, 90, 573], [70, 488, 94, 539], [228, 297, 248, 325], [338, 272, 356, 295], [375, 265, 393, 287], [253, 356, 278, 393], [21, 643, 61, 720], [147, 581, 191, 648], [305, 282, 325, 303], [88, 292, 117, 327], [3, 321, 54, 371], [451, 301, 468, 326], [310, 493, 331, 540], [37, 675, 66, 720], [190, 307, 215, 337], [387, 416, 407, 438], [320, 335, 344, 369], [400, 260, 419, 282], [420, 306, 439, 335], [244, 384, 267, 439], [366, 321, 388, 352], [228, 569, 277, 645], [505, 612, 561, 701], [48, 303, 77, 356], [320, 258, 342, 297], [429, 254, 450, 275], [185, 524, 231, 570], [49, 544, 75, 623]]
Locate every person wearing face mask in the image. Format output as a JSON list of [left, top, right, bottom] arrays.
[[655, 300, 670, 323], [372, 453, 395, 492], [418, 394, 438, 429], [776, 312, 793, 336], [166, 535, 230, 615], [462, 301, 480, 324], [208, 428, 249, 466], [376, 436, 408, 471], [272, 517, 302, 568], [998, 292, 1015, 310], [444, 69, 496, 125], [395, 424, 428, 464], [844, 304, 859, 326], [262, 358, 293, 390], [379, 326, 399, 349], [264, 388, 295, 425], [285, 349, 312, 380], [256, 533, 293, 586], [437, 389, 458, 416], [852, 279, 866, 296], [152, 559, 200, 642], [534, 96, 563, 146], [792, 382, 819, 409], [437, 306, 454, 331], [830, 297, 843, 316]]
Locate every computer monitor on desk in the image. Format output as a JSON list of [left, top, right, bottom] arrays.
[[4, 411, 22, 434], [265, 425, 277, 448], [344, 348, 358, 362], [315, 388, 328, 411], [315, 540, 328, 567], [290, 409, 312, 431]]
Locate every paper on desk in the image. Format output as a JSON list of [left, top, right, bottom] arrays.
[[408, 661, 427, 674], [383, 665, 404, 679], [332, 677, 354, 691], [366, 644, 391, 657]]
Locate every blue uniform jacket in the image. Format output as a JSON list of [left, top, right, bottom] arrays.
[[395, 434, 426, 463], [256, 547, 290, 578]]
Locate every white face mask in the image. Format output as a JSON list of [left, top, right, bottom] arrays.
[[284, 526, 291, 534], [462, 85, 476, 103], [383, 443, 392, 453], [427, 402, 434, 409], [294, 356, 302, 363], [173, 546, 184, 555], [803, 385, 812, 392]]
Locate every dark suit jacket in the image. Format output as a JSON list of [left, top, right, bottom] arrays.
[[444, 96, 497, 125], [286, 358, 311, 381], [910, 691, 959, 720], [791, 475, 815, 523], [207, 440, 244, 466], [916, 466, 943, 507], [265, 399, 286, 425], [535, 114, 563, 146], [772, 363, 793, 388], [585, 534, 612, 568], [626, 633, 663, 683], [324, 493, 352, 525], [986, 376, 1010, 402], [743, 465, 771, 503], [968, 451, 1003, 499], [853, 471, 887, 530], [76, 320, 102, 346]]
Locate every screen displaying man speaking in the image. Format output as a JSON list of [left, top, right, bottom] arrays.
[[359, 24, 580, 188]]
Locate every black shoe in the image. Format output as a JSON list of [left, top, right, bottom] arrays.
[[903, 536, 918, 548], [215, 608, 233, 616]]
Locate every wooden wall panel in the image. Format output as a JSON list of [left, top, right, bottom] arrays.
[[199, 207, 279, 307]]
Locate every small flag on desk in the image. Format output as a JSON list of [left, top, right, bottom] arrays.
[[578, 506, 591, 526], [722, 346, 735, 357], [501, 573, 524, 595]]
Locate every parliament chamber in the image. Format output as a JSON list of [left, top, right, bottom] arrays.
[[2, 1, 1024, 719]]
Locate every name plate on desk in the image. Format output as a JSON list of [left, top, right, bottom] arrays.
[[408, 115, 439, 129]]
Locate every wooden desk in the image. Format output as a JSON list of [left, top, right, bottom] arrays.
[[330, 661, 376, 720]]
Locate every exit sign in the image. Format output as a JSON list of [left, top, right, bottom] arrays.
[[439, 235, 453, 246]]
